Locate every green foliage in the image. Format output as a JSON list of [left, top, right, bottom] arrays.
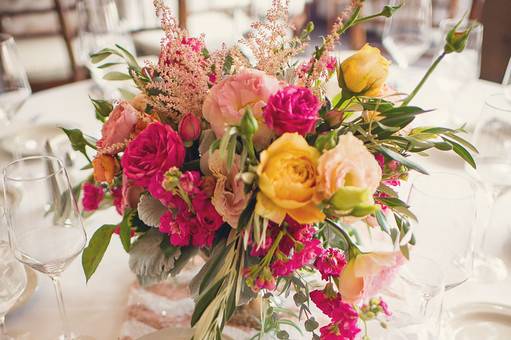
[[90, 97, 113, 122], [82, 224, 117, 282], [61, 127, 97, 163]]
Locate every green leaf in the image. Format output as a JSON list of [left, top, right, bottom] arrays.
[[90, 97, 113, 122], [119, 88, 136, 100], [103, 71, 132, 81], [90, 51, 112, 64], [376, 146, 429, 175], [377, 183, 398, 197], [169, 246, 198, 276], [443, 132, 478, 153], [400, 244, 410, 259], [442, 137, 477, 169], [97, 62, 123, 69], [191, 277, 225, 326], [61, 127, 96, 162], [376, 197, 409, 208], [82, 224, 116, 282], [119, 210, 134, 252], [237, 194, 256, 229], [223, 54, 234, 74], [115, 44, 140, 71], [198, 240, 231, 293], [375, 209, 390, 234], [305, 317, 319, 332]]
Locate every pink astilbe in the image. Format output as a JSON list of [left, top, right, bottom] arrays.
[[297, 1, 362, 87], [237, 0, 307, 76], [148, 0, 228, 121]]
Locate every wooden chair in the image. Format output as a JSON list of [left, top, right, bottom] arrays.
[[0, 0, 87, 91]]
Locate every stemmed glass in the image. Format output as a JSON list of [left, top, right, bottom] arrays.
[[3, 156, 88, 340], [0, 34, 31, 125], [77, 0, 136, 99], [469, 93, 511, 282], [407, 172, 477, 290], [503, 57, 511, 102], [0, 241, 27, 340], [382, 0, 432, 91]]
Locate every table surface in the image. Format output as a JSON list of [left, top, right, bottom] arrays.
[[4, 71, 511, 340]]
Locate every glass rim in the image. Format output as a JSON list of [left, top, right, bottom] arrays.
[[410, 171, 476, 200], [484, 93, 511, 112], [3, 155, 66, 183], [439, 18, 483, 32], [0, 33, 14, 44]]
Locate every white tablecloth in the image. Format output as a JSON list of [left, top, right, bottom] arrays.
[[4, 73, 510, 340]]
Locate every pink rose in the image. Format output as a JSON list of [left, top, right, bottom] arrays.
[[82, 183, 104, 211], [263, 85, 320, 136], [208, 150, 249, 228], [115, 173, 144, 215], [315, 132, 382, 202], [202, 69, 282, 148], [121, 122, 185, 187], [97, 101, 139, 153], [178, 113, 201, 142], [338, 251, 405, 304]]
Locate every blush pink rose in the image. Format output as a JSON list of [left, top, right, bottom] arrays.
[[121, 122, 185, 187], [97, 101, 139, 153], [315, 132, 382, 202], [208, 150, 249, 228], [338, 251, 405, 304], [263, 85, 320, 136], [202, 69, 282, 148]]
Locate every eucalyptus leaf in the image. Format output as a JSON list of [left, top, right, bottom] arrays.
[[191, 277, 225, 326], [442, 137, 477, 169], [103, 71, 132, 81], [376, 146, 429, 175]]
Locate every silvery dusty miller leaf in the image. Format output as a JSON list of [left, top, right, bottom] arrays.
[[137, 194, 167, 227], [129, 229, 181, 286]]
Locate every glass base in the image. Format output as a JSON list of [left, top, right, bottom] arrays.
[[472, 253, 508, 283]]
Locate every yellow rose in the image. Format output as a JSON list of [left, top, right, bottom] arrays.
[[255, 133, 325, 224], [340, 44, 390, 97]]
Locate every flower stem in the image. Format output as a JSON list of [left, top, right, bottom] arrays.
[[401, 52, 447, 106]]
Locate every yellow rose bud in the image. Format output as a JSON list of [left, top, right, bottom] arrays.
[[340, 44, 390, 97], [255, 133, 325, 225]]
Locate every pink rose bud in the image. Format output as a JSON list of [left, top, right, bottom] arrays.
[[178, 113, 201, 142]]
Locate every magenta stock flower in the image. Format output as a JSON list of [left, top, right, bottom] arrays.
[[82, 183, 104, 211], [315, 248, 347, 281], [121, 122, 185, 187], [263, 85, 320, 136], [159, 210, 192, 247]]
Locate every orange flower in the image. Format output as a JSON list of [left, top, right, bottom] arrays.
[[93, 154, 118, 184]]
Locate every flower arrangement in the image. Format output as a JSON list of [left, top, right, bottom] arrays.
[[64, 1, 477, 339]]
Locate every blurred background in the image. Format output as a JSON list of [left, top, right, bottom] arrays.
[[0, 0, 509, 93]]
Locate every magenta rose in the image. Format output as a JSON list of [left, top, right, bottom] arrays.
[[97, 101, 139, 153], [263, 85, 320, 136], [121, 122, 185, 187]]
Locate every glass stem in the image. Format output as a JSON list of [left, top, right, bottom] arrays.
[[50, 274, 72, 339], [0, 313, 6, 335]]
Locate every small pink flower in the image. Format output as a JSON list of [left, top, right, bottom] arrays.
[[97, 101, 139, 153], [263, 85, 320, 136], [375, 153, 385, 169], [326, 56, 337, 71], [178, 113, 201, 142], [379, 298, 392, 316], [179, 171, 202, 194], [315, 248, 347, 281], [82, 183, 104, 211], [159, 210, 192, 247], [387, 160, 399, 172], [121, 122, 185, 187]]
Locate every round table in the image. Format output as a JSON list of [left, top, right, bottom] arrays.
[[4, 75, 510, 339]]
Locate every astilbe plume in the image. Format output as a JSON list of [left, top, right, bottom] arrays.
[[297, 0, 362, 87], [147, 0, 228, 121], [237, 0, 307, 76]]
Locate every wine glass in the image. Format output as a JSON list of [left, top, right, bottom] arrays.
[[0, 34, 31, 125], [381, 255, 445, 340], [436, 19, 483, 126], [77, 0, 137, 99], [382, 0, 432, 91], [407, 172, 476, 290], [3, 156, 88, 340], [469, 93, 511, 282], [0, 241, 27, 340], [503, 57, 511, 102]]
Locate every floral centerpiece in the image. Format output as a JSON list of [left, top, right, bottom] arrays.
[[64, 1, 477, 339]]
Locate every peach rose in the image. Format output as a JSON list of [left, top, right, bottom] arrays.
[[209, 150, 249, 228], [315, 133, 381, 203], [92, 154, 119, 184], [338, 251, 405, 304], [202, 69, 282, 148], [97, 101, 138, 152]]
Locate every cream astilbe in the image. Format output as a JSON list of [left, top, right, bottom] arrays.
[[237, 0, 307, 76]]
